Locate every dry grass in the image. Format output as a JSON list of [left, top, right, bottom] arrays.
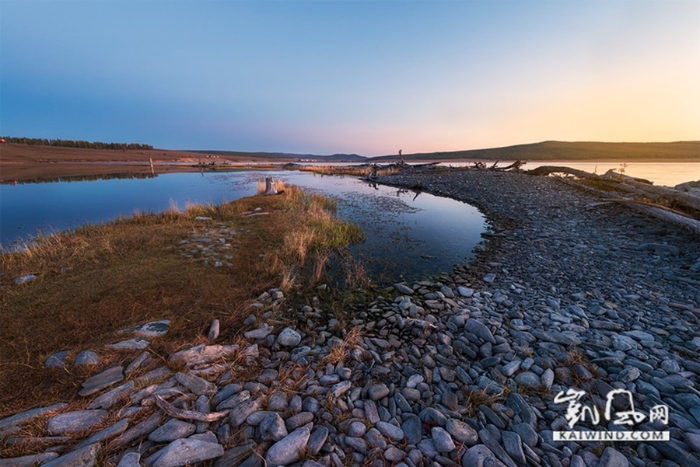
[[0, 187, 362, 416], [462, 386, 512, 418], [563, 350, 601, 389], [321, 326, 363, 366]]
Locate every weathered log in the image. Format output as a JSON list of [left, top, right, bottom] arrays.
[[529, 165, 700, 216], [491, 160, 526, 172], [602, 199, 700, 235], [526, 165, 604, 179], [558, 176, 700, 236], [600, 169, 652, 185], [613, 178, 700, 213]]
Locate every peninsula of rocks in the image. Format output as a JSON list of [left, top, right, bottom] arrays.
[[2, 169, 700, 467]]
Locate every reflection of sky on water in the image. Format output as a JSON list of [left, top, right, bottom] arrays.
[[266, 172, 486, 281], [1, 171, 486, 282], [1, 172, 258, 245]]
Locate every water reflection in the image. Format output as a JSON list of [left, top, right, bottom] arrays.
[[0, 171, 486, 282]]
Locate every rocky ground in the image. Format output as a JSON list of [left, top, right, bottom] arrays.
[[2, 169, 700, 467]]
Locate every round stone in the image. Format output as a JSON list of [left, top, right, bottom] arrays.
[[277, 328, 302, 347], [431, 427, 455, 452], [45, 350, 70, 368], [348, 421, 367, 437], [384, 446, 405, 462], [514, 371, 541, 388], [74, 350, 99, 366], [618, 366, 641, 383], [368, 383, 390, 401]]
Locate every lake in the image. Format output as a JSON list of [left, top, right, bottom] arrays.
[[0, 170, 486, 283]]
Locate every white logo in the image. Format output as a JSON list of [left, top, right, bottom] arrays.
[[552, 388, 670, 442]]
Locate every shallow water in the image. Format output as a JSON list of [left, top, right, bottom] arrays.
[[0, 170, 486, 282]]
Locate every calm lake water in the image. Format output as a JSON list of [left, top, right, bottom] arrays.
[[0, 170, 486, 282]]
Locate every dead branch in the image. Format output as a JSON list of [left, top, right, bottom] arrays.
[[491, 160, 526, 172], [155, 395, 230, 422]]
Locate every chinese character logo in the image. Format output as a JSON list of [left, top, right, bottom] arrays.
[[554, 388, 600, 428], [554, 388, 669, 429]]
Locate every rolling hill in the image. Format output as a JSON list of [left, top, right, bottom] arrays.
[[370, 141, 699, 162]]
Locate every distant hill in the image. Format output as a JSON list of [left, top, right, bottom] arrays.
[[370, 141, 700, 162]]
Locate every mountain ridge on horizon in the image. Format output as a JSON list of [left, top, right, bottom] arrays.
[[371, 140, 700, 161]]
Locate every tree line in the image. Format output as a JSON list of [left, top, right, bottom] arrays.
[[1, 136, 154, 150]]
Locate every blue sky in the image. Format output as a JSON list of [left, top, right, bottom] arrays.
[[1, 1, 698, 156]]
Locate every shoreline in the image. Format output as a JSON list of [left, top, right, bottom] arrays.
[[2, 171, 700, 466], [0, 155, 700, 183]]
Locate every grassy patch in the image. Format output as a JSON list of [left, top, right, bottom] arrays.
[[0, 187, 363, 416]]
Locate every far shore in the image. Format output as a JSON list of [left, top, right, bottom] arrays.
[[3, 157, 700, 183], [2, 141, 698, 182]]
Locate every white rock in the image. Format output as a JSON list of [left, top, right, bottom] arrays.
[[277, 327, 301, 347], [14, 274, 37, 285]]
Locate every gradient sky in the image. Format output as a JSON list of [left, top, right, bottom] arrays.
[[1, 1, 698, 156]]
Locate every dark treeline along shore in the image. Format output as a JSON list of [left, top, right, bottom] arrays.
[[2, 159, 700, 467], [1, 136, 154, 151]]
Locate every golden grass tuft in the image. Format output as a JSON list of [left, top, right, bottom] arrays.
[[321, 326, 363, 366], [462, 386, 512, 418]]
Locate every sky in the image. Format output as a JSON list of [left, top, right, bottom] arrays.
[[1, 1, 698, 156]]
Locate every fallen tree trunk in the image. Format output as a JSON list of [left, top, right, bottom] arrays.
[[600, 168, 653, 185], [485, 160, 527, 172], [612, 178, 700, 213], [528, 165, 700, 218], [526, 165, 604, 179], [601, 199, 700, 236], [555, 177, 700, 236]]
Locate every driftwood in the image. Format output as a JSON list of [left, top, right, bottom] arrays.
[[529, 165, 700, 214], [600, 169, 652, 185], [155, 395, 230, 422], [549, 169, 700, 236], [490, 160, 526, 172], [526, 165, 602, 179], [608, 177, 700, 213], [601, 199, 700, 236]]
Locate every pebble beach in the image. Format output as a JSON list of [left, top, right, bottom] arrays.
[[2, 169, 700, 467]]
